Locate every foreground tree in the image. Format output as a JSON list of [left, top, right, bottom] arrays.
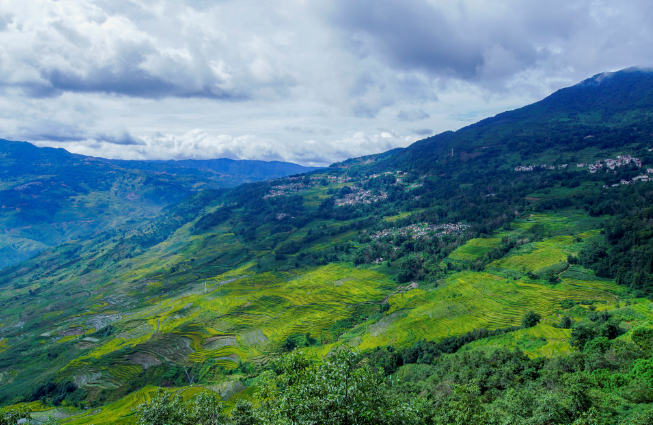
[[137, 389, 227, 425], [0, 406, 31, 425], [256, 349, 421, 424]]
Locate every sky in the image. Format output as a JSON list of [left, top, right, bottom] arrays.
[[1, 0, 653, 166]]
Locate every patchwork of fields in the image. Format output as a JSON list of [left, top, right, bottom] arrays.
[[1, 210, 650, 424]]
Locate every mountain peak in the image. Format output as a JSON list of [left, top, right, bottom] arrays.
[[576, 66, 653, 87]]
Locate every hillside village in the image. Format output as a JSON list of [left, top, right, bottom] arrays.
[[335, 188, 388, 207], [515, 154, 644, 174], [371, 222, 469, 240], [264, 169, 421, 200]]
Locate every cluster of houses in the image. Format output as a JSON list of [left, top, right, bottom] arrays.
[[307, 175, 351, 183], [263, 182, 308, 199], [367, 171, 395, 179], [276, 213, 292, 220], [515, 164, 568, 172], [335, 188, 388, 207], [371, 222, 469, 241], [516, 155, 644, 174], [265, 174, 355, 199], [366, 171, 412, 185], [577, 155, 643, 173], [603, 170, 653, 188], [326, 175, 351, 183]]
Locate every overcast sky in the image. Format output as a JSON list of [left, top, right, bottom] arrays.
[[1, 0, 652, 166]]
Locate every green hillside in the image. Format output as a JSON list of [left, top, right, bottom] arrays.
[[0, 140, 317, 270], [1, 69, 653, 424]]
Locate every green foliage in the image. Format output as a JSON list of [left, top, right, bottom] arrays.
[[428, 383, 489, 425], [257, 350, 420, 424], [282, 332, 318, 351], [559, 316, 573, 329], [137, 389, 227, 425], [631, 326, 653, 350], [230, 400, 257, 425], [0, 406, 31, 425], [522, 311, 542, 328]]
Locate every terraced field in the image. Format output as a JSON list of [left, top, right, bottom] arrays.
[[346, 269, 616, 352], [489, 239, 569, 273], [449, 238, 502, 261], [55, 385, 213, 425], [0, 207, 641, 421]]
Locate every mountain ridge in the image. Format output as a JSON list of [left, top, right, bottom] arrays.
[[0, 138, 321, 270]]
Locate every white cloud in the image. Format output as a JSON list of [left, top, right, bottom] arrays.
[[1, 0, 652, 165], [33, 129, 418, 167]]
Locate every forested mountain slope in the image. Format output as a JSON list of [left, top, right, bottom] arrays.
[[0, 140, 314, 270], [105, 158, 320, 181], [390, 67, 653, 171], [1, 68, 653, 424]]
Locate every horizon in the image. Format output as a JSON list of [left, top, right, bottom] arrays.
[[2, 0, 653, 166], [10, 65, 645, 168]]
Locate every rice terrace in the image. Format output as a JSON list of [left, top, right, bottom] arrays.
[[1, 6, 653, 423]]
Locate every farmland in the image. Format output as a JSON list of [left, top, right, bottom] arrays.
[[2, 205, 640, 424], [3, 69, 653, 423]]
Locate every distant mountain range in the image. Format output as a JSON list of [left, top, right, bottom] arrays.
[[105, 158, 319, 181], [0, 139, 320, 269]]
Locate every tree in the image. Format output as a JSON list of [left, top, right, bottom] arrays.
[[571, 321, 598, 348], [137, 389, 227, 425], [522, 311, 541, 328], [428, 383, 489, 425], [559, 316, 573, 329], [231, 400, 258, 425], [0, 406, 32, 425], [631, 326, 653, 350], [257, 349, 420, 424]]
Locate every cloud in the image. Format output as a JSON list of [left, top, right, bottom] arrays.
[[32, 129, 419, 167], [323, 0, 653, 88], [412, 128, 433, 136], [0, 0, 299, 100], [2, 0, 653, 166], [396, 108, 430, 122], [285, 126, 315, 134], [95, 131, 145, 146]]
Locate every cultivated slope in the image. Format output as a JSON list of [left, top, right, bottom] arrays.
[[1, 68, 653, 423]]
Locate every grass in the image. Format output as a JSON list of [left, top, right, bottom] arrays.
[[488, 240, 568, 273]]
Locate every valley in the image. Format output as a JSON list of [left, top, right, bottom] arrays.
[[2, 69, 653, 424]]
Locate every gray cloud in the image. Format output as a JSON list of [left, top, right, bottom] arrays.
[[323, 0, 653, 88], [285, 126, 315, 134], [96, 132, 146, 146], [397, 108, 430, 122], [1, 0, 653, 165], [412, 128, 433, 136]]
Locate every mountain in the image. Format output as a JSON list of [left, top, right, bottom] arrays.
[[0, 139, 319, 270], [390, 67, 653, 170], [1, 69, 653, 424], [105, 158, 320, 181]]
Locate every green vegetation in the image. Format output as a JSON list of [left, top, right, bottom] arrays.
[[1, 69, 653, 423], [0, 139, 316, 270]]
